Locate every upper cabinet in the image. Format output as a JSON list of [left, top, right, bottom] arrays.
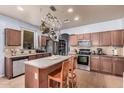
[[83, 33, 91, 40], [5, 28, 21, 46], [41, 36, 47, 47], [91, 32, 100, 46], [69, 29, 124, 47], [78, 34, 84, 40], [78, 33, 91, 40], [69, 35, 78, 46], [100, 31, 111, 46], [111, 30, 123, 46]]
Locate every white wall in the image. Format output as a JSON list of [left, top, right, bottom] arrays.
[[61, 19, 123, 35], [0, 15, 40, 76]]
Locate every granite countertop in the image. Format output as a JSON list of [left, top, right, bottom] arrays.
[[24, 55, 71, 69], [5, 52, 50, 58], [91, 54, 124, 58]]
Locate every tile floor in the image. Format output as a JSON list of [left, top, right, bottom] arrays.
[[0, 69, 123, 88]]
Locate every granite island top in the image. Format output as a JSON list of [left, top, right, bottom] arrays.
[[24, 55, 71, 69]]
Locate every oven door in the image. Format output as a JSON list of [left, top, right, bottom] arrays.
[[78, 55, 89, 65]]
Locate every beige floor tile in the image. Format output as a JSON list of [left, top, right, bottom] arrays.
[[0, 69, 123, 88]]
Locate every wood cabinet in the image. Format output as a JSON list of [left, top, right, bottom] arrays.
[[28, 55, 37, 60], [78, 34, 84, 40], [5, 28, 21, 46], [36, 53, 51, 59], [100, 56, 112, 74], [83, 33, 91, 40], [5, 56, 28, 79], [5, 53, 51, 79], [69, 35, 78, 46], [111, 30, 123, 46], [90, 56, 100, 71], [41, 36, 47, 47], [100, 31, 111, 46], [113, 57, 124, 76], [91, 32, 100, 46], [91, 55, 124, 76]]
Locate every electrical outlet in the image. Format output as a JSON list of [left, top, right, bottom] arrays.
[[34, 73, 38, 80]]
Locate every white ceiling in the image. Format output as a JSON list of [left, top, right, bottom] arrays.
[[1, 5, 124, 29]]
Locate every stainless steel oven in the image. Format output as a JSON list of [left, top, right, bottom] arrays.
[[77, 49, 91, 71], [78, 55, 90, 65]]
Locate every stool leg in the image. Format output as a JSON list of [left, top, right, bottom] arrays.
[[48, 77, 50, 88], [60, 82, 63, 88]]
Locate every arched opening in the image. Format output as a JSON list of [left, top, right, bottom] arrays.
[[59, 33, 69, 55]]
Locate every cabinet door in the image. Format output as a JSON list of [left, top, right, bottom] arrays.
[[5, 28, 21, 46], [69, 35, 78, 46], [37, 54, 43, 58], [91, 32, 100, 46], [83, 33, 91, 40], [100, 31, 111, 46], [100, 57, 112, 74], [91, 56, 100, 71], [111, 30, 123, 46], [28, 55, 37, 60], [78, 34, 84, 40], [113, 58, 124, 76]]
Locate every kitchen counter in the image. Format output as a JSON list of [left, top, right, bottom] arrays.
[[25, 55, 71, 88], [5, 52, 51, 79], [91, 54, 124, 58], [5, 52, 50, 58], [24, 55, 71, 69]]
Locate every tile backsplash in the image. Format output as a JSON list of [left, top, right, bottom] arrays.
[[70, 46, 124, 56], [91, 46, 124, 56], [5, 46, 36, 56]]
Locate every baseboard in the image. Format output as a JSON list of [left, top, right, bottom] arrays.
[[0, 74, 5, 77]]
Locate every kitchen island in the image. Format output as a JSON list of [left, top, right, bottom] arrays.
[[24, 55, 71, 88]]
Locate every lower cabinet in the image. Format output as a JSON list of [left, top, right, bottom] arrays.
[[100, 56, 113, 74], [90, 56, 100, 71], [28, 55, 37, 60], [91, 56, 124, 76], [113, 57, 124, 76], [5, 53, 51, 79]]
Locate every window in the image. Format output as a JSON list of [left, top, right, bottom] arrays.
[[23, 30, 34, 49]]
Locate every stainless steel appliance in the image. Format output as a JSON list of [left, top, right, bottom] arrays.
[[77, 49, 91, 71], [78, 40, 91, 47], [46, 40, 59, 55], [97, 48, 103, 55], [12, 57, 28, 77]]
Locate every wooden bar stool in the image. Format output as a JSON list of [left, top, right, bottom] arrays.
[[48, 60, 69, 88], [68, 56, 78, 88]]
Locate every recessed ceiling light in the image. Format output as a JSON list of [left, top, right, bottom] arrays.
[[74, 16, 79, 21], [67, 8, 73, 13], [17, 6, 24, 11]]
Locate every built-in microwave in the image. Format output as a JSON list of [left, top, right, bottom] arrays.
[[78, 40, 91, 47]]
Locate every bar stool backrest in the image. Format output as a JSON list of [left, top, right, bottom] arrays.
[[61, 60, 69, 81], [70, 56, 77, 72]]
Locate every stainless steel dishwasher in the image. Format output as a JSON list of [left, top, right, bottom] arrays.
[[12, 57, 28, 77]]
